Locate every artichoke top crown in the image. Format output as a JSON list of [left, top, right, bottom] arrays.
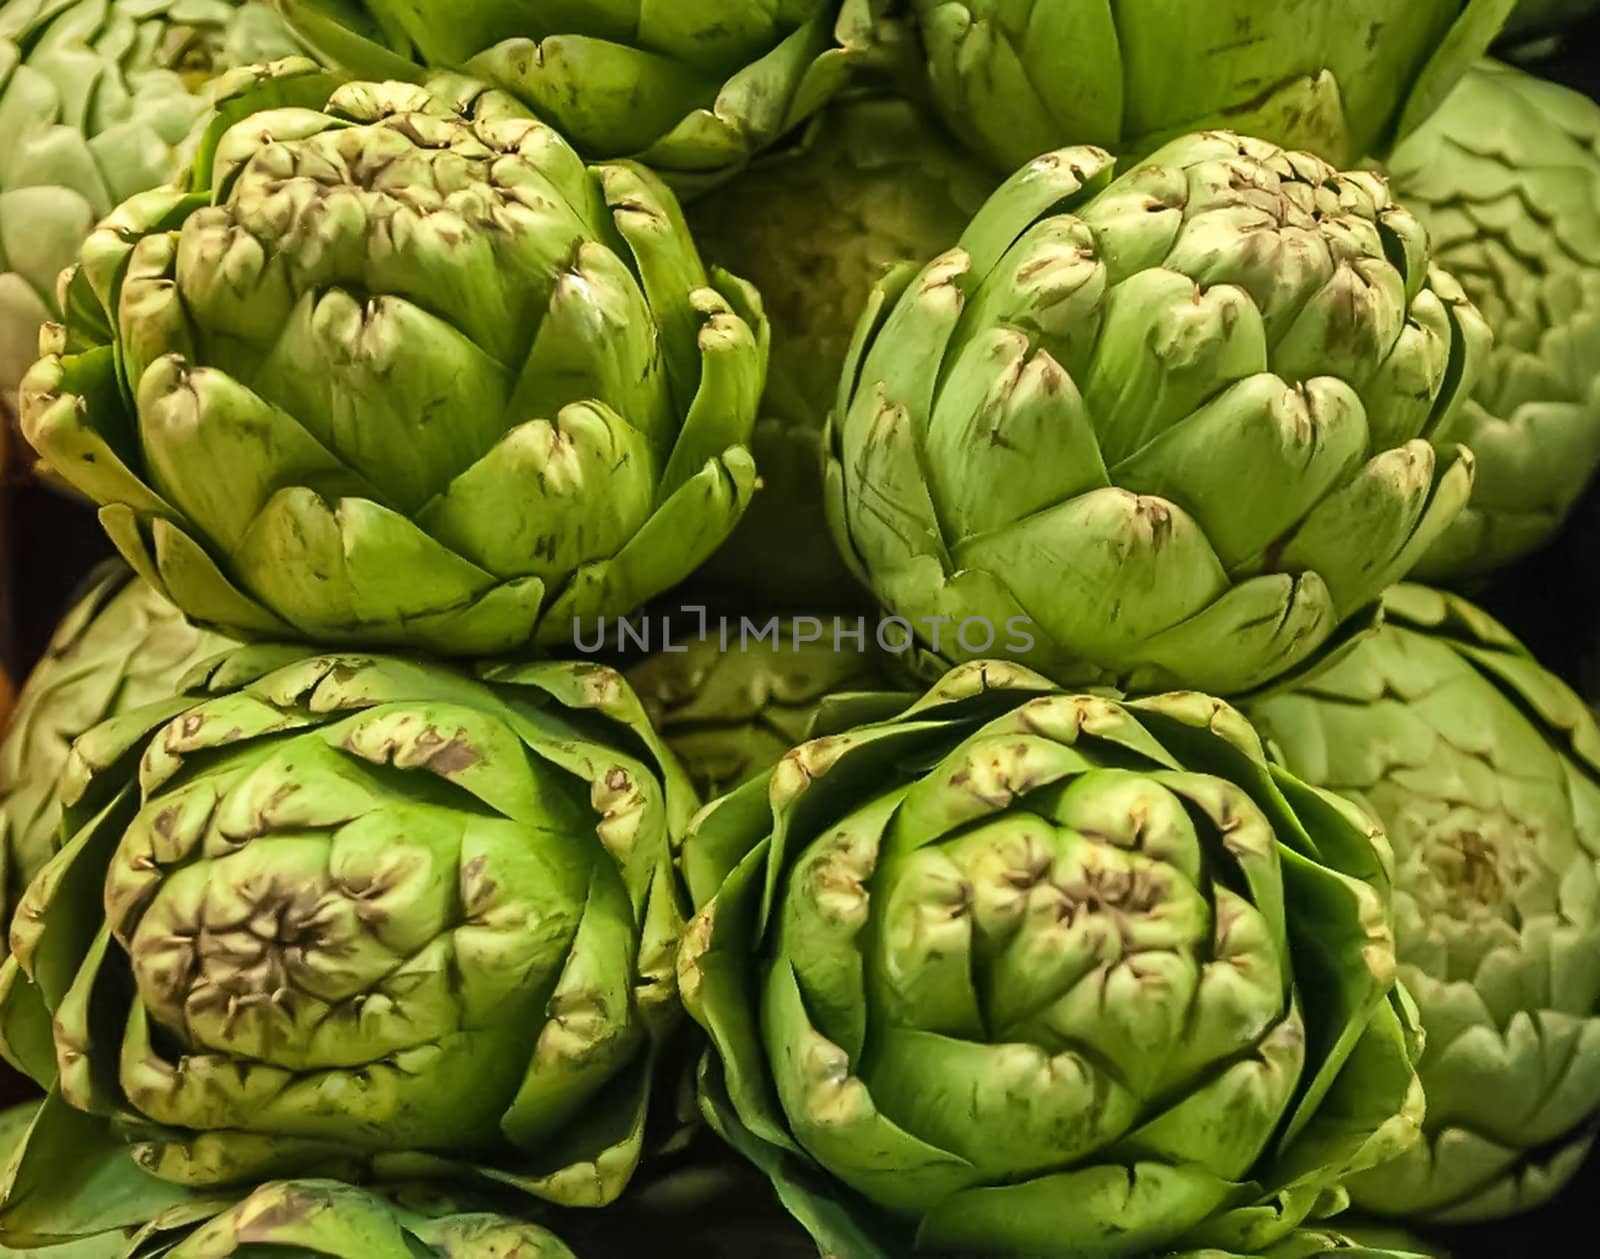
[[677, 658, 1424, 1258], [0, 646, 698, 1208], [21, 60, 768, 656], [1256, 583, 1600, 956], [1247, 584, 1600, 1222], [828, 130, 1490, 697]]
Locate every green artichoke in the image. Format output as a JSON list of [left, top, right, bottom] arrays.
[[679, 659, 1425, 1259], [19, 59, 767, 656], [0, 648, 695, 1207], [273, 0, 885, 194], [1246, 585, 1600, 1222], [626, 613, 893, 798], [1391, 61, 1600, 582], [688, 98, 997, 606], [0, 0, 300, 457], [826, 132, 1489, 697], [906, 0, 1517, 173], [1, 563, 231, 938]]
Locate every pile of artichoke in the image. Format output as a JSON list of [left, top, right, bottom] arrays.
[[0, 3, 1598, 1257]]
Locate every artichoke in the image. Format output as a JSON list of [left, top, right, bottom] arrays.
[[1, 563, 231, 939], [1391, 61, 1600, 582], [679, 659, 1425, 1259], [0, 648, 695, 1207], [906, 0, 1517, 173], [688, 98, 997, 606], [1246, 585, 1600, 1222], [626, 613, 893, 798], [826, 132, 1489, 697], [0, 0, 300, 464], [273, 0, 885, 194], [20, 59, 767, 656]]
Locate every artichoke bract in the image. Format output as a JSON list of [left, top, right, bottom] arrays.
[[679, 660, 1425, 1259], [908, 0, 1517, 173], [0, 649, 696, 1207], [20, 60, 767, 656], [0, 1097, 578, 1259], [0, 0, 300, 455], [626, 613, 893, 798], [1247, 585, 1600, 1223], [0, 563, 231, 939], [826, 133, 1490, 697], [689, 98, 997, 607], [1391, 61, 1600, 582], [274, 0, 884, 194], [157, 1179, 580, 1258]]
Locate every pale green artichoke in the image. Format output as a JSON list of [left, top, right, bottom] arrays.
[[826, 132, 1489, 697], [0, 0, 300, 457], [680, 660, 1425, 1258], [274, 0, 886, 194], [626, 613, 892, 798], [907, 0, 1517, 173], [1393, 61, 1600, 582], [0, 563, 230, 939], [0, 648, 695, 1207], [688, 98, 997, 606], [1248, 585, 1600, 1222], [20, 59, 767, 656]]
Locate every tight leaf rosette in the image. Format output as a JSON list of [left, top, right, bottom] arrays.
[[626, 613, 894, 798], [1391, 61, 1600, 582], [0, 0, 300, 465], [907, 1, 1517, 174], [1, 562, 231, 939], [678, 660, 1426, 1259], [1247, 585, 1600, 1223], [689, 98, 997, 606], [826, 133, 1490, 697], [0, 649, 696, 1208], [273, 0, 885, 193], [20, 60, 767, 655]]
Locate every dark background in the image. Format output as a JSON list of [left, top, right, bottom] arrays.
[[2, 13, 1600, 1257]]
